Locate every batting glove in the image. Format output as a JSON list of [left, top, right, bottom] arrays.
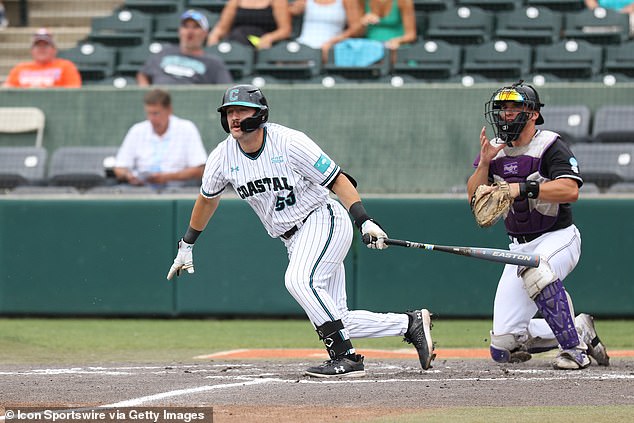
[[361, 220, 388, 250], [166, 239, 195, 280]]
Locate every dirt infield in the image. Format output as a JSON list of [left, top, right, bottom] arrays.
[[2, 348, 634, 423]]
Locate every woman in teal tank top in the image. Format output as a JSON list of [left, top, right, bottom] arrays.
[[361, 0, 417, 50]]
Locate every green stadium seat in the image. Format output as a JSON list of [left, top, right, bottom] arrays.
[[525, 0, 585, 12], [455, 0, 522, 12], [462, 39, 532, 81], [254, 41, 322, 81], [0, 147, 47, 189], [563, 8, 630, 45], [604, 41, 634, 77], [413, 0, 454, 12], [495, 6, 563, 45], [88, 9, 153, 47], [48, 146, 119, 190], [592, 105, 634, 144], [186, 0, 227, 13], [323, 47, 391, 80], [532, 39, 603, 80], [116, 42, 168, 76], [392, 39, 461, 81], [570, 142, 634, 188], [123, 0, 186, 14], [425, 6, 494, 45], [57, 42, 118, 81], [205, 41, 254, 80], [539, 105, 592, 144]]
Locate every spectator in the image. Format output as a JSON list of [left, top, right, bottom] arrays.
[[584, 0, 634, 34], [3, 28, 82, 88], [361, 0, 417, 51], [114, 89, 208, 189], [289, 0, 363, 63], [137, 9, 233, 85], [0, 1, 8, 29], [207, 0, 292, 49]]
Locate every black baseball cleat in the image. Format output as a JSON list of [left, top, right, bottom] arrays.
[[404, 308, 436, 370], [304, 354, 366, 378]]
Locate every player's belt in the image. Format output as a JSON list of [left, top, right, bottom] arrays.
[[510, 232, 543, 244], [280, 209, 317, 240]]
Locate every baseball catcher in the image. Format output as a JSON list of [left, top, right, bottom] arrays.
[[466, 80, 609, 370]]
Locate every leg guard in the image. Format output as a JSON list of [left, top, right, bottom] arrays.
[[522, 259, 580, 350], [316, 319, 354, 359], [490, 332, 532, 363], [534, 279, 580, 349]]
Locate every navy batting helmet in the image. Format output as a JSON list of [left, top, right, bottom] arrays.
[[217, 84, 269, 133], [485, 80, 544, 146]]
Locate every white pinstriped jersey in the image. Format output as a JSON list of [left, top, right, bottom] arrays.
[[201, 123, 341, 238]]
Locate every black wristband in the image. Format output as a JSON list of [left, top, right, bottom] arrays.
[[349, 201, 371, 230], [183, 226, 202, 244], [519, 180, 540, 199]]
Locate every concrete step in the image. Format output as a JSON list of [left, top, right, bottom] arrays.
[[0, 27, 90, 43], [27, 0, 124, 13]]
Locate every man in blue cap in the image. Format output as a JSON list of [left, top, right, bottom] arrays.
[[138, 9, 233, 85]]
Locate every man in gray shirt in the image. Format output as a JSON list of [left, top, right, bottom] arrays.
[[137, 9, 233, 85]]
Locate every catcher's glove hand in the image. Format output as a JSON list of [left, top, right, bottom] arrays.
[[471, 181, 513, 227]]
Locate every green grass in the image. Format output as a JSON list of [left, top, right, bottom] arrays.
[[0, 318, 631, 365], [368, 406, 634, 423]]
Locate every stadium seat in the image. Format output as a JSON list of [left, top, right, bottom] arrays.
[[123, 0, 186, 14], [186, 0, 228, 13], [539, 105, 592, 144], [116, 42, 168, 76], [592, 105, 634, 143], [154, 10, 219, 44], [323, 45, 391, 80], [93, 75, 138, 88], [205, 41, 254, 80], [392, 39, 461, 80], [525, 0, 585, 12], [606, 181, 634, 193], [604, 41, 634, 78], [579, 182, 601, 193], [0, 107, 45, 148], [462, 39, 532, 81], [48, 146, 119, 190], [57, 42, 118, 82], [533, 39, 603, 80], [88, 9, 154, 47], [254, 41, 322, 81], [495, 6, 563, 45], [413, 0, 453, 12], [570, 142, 634, 188], [0, 147, 47, 189], [455, 0, 522, 11], [562, 8, 630, 45], [425, 6, 495, 45]]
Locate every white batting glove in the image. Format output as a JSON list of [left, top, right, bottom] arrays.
[[166, 239, 195, 280], [361, 220, 388, 250]]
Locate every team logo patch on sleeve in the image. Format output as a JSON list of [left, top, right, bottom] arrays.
[[314, 154, 331, 174]]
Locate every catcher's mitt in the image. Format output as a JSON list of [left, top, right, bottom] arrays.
[[471, 181, 513, 227]]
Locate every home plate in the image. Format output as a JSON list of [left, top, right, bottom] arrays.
[[194, 348, 492, 360]]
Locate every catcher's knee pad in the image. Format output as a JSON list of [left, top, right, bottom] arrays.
[[520, 258, 557, 300], [316, 319, 354, 359], [490, 332, 532, 363]]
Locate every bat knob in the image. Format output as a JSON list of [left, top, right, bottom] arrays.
[[362, 233, 372, 245]]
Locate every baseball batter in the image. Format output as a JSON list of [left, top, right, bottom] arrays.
[[467, 81, 610, 370], [167, 84, 435, 377]]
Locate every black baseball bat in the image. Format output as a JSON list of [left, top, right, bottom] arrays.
[[363, 235, 540, 268]]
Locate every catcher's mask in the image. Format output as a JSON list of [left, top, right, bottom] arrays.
[[217, 84, 269, 133], [485, 80, 544, 146]]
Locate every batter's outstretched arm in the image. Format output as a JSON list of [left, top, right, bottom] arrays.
[[166, 194, 220, 280], [190, 194, 221, 232], [331, 173, 388, 250]]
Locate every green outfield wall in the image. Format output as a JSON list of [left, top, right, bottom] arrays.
[[2, 83, 634, 193], [0, 197, 631, 317]]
